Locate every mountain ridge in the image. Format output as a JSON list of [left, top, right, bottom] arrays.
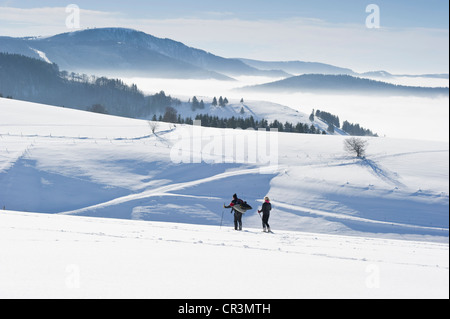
[[2, 27, 447, 81], [238, 73, 449, 97], [0, 28, 289, 80]]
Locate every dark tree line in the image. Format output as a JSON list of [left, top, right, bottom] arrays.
[[211, 96, 229, 107], [193, 114, 325, 134], [342, 121, 377, 137], [0, 53, 179, 118], [316, 109, 340, 128], [151, 110, 326, 134], [190, 95, 229, 111], [313, 107, 377, 136], [191, 96, 205, 111]]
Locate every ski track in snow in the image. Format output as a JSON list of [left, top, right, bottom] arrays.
[[272, 200, 448, 232], [59, 166, 280, 215]]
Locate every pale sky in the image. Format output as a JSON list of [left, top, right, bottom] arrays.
[[0, 0, 448, 74]]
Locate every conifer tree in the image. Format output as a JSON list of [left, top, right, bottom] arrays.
[[309, 109, 315, 122]]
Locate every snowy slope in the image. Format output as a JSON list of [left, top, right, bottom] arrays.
[[0, 97, 448, 298], [168, 98, 336, 134], [0, 210, 448, 298], [0, 97, 448, 242]]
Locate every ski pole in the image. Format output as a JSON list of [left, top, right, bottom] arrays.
[[220, 208, 225, 229]]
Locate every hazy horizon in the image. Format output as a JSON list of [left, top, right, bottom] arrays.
[[0, 0, 448, 74]]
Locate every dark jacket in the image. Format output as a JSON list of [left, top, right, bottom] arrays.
[[260, 202, 271, 215], [224, 198, 239, 208]]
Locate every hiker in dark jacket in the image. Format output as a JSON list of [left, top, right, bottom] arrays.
[[224, 193, 243, 230], [258, 196, 272, 232]]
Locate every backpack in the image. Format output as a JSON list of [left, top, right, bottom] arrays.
[[238, 199, 252, 211]]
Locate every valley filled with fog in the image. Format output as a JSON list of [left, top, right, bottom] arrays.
[[122, 75, 449, 142]]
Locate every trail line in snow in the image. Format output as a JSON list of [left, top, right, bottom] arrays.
[[273, 200, 449, 232], [59, 166, 280, 215]]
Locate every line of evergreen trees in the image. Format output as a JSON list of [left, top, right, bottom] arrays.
[[0, 53, 180, 118], [311, 108, 377, 136], [152, 110, 326, 134], [191, 96, 205, 111], [152, 105, 378, 137], [191, 95, 230, 111], [315, 109, 340, 128], [342, 121, 378, 136], [212, 96, 229, 107]]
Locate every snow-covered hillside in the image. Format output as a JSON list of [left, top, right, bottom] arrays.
[[167, 98, 339, 135], [0, 97, 448, 298], [0, 97, 448, 241]]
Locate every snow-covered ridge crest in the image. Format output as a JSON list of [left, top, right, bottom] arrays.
[[29, 47, 52, 64]]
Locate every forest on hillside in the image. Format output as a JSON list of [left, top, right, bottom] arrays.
[[0, 53, 179, 117], [1, 53, 377, 137]]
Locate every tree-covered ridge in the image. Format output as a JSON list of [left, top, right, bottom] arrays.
[[1, 53, 377, 137], [0, 53, 179, 117]]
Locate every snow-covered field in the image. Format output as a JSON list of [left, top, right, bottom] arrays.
[[0, 210, 448, 299], [0, 96, 448, 298]]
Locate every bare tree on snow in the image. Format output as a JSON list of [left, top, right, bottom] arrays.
[[344, 137, 368, 158]]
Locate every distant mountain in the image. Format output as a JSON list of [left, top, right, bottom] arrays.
[[239, 58, 356, 76], [359, 70, 394, 78], [359, 71, 450, 80], [1, 27, 446, 82], [239, 74, 449, 97], [396, 73, 449, 79], [0, 28, 288, 80], [239, 58, 449, 80]]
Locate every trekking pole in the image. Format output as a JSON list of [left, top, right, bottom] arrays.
[[220, 208, 225, 229]]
